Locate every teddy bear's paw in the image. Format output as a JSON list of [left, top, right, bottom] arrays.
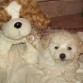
[[22, 53, 38, 65]]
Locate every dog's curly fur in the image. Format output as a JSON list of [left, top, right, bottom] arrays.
[[39, 30, 83, 83], [0, 0, 50, 29]]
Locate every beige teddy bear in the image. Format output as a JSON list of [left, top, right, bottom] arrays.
[[0, 0, 50, 83]]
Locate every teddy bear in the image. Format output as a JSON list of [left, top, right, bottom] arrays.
[[0, 17, 39, 68], [0, 0, 50, 83], [0, 17, 42, 83], [0, 0, 50, 57], [0, 0, 50, 68]]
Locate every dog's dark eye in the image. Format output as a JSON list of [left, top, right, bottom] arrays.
[[55, 46, 59, 49], [67, 47, 72, 50]]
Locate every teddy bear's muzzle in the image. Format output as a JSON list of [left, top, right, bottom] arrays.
[[2, 18, 32, 40]]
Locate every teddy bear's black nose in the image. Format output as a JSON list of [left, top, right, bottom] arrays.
[[14, 22, 22, 29], [60, 53, 66, 60]]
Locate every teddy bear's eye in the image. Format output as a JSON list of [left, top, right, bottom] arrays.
[[67, 47, 72, 50], [55, 46, 59, 50]]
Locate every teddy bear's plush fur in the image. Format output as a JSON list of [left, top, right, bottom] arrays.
[[0, 0, 50, 29], [0, 0, 50, 67], [0, 18, 42, 83], [0, 0, 50, 83], [0, 18, 40, 69]]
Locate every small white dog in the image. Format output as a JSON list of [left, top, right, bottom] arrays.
[[39, 30, 83, 83]]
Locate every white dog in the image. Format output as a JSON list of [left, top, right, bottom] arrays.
[[39, 30, 83, 83]]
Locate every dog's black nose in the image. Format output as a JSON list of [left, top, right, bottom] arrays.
[[14, 22, 22, 29], [60, 53, 66, 60]]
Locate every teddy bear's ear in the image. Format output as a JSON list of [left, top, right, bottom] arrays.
[[0, 7, 11, 22], [0, 0, 13, 23], [16, 0, 36, 5], [0, 0, 10, 5], [20, 0, 50, 29], [16, 0, 28, 5], [0, 0, 11, 22]]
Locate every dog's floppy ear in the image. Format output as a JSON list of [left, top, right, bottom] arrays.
[[41, 34, 52, 48], [78, 40, 83, 54], [76, 32, 83, 62], [77, 32, 83, 41], [76, 32, 83, 54]]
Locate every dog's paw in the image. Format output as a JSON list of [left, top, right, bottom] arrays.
[[65, 74, 75, 82]]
